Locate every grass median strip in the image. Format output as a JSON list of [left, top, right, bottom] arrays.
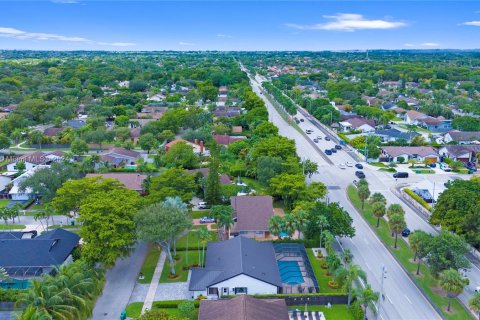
[[346, 185, 472, 320]]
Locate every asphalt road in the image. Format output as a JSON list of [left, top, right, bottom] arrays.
[[246, 71, 442, 320]]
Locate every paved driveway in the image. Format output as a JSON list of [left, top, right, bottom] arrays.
[[154, 282, 190, 301]]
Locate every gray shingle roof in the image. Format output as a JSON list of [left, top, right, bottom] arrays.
[[189, 237, 282, 291], [0, 228, 79, 274], [374, 129, 419, 140]]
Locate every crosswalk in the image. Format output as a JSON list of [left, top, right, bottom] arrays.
[[288, 310, 326, 320]]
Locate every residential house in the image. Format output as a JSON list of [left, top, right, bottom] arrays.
[[213, 107, 241, 118], [438, 145, 480, 163], [188, 168, 231, 185], [43, 127, 64, 137], [64, 119, 86, 129], [339, 117, 375, 133], [213, 134, 247, 146], [129, 118, 156, 128], [0, 228, 80, 278], [362, 95, 382, 106], [7, 151, 48, 172], [381, 146, 439, 163], [381, 101, 397, 111], [100, 148, 141, 167], [405, 110, 428, 125], [417, 116, 452, 132], [130, 127, 141, 144], [231, 126, 243, 134], [230, 196, 274, 239], [374, 129, 420, 143], [9, 165, 50, 201], [0, 172, 15, 194], [219, 86, 228, 96], [165, 138, 206, 155], [198, 295, 289, 320], [86, 173, 147, 194], [189, 236, 282, 299], [444, 131, 480, 144]]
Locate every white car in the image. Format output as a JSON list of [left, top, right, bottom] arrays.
[[338, 164, 346, 170], [197, 202, 210, 209], [345, 162, 353, 167]]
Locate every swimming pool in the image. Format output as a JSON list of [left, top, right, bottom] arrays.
[[278, 261, 304, 285]]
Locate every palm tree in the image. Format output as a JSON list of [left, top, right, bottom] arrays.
[[371, 202, 386, 228], [282, 213, 297, 239], [469, 292, 480, 320], [369, 192, 386, 205], [357, 184, 370, 210], [340, 249, 353, 268], [354, 284, 379, 320], [293, 210, 309, 239], [268, 215, 284, 238], [316, 215, 329, 248], [217, 211, 234, 241], [386, 204, 405, 219], [323, 230, 335, 255], [388, 214, 406, 249], [335, 264, 367, 307], [198, 226, 211, 268], [439, 269, 469, 312], [325, 253, 342, 276], [0, 267, 8, 282]]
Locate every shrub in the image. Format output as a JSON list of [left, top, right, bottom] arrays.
[[403, 188, 432, 211], [178, 300, 196, 319], [0, 288, 23, 302], [327, 281, 339, 289], [397, 157, 405, 164], [153, 300, 200, 308]]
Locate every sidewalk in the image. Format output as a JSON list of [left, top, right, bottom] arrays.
[[141, 251, 166, 314]]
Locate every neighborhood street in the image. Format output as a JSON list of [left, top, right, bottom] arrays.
[[247, 71, 442, 320]]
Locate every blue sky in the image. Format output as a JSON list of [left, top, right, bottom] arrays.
[[0, 1, 479, 51]]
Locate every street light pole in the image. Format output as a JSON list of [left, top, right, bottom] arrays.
[[376, 265, 387, 320]]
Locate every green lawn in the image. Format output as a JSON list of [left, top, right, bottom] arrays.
[[347, 185, 472, 320], [176, 230, 218, 250], [0, 224, 26, 230], [156, 308, 198, 319], [413, 169, 436, 174], [189, 210, 211, 219], [241, 177, 268, 194], [289, 305, 355, 320], [138, 244, 162, 284], [125, 302, 143, 318], [306, 249, 344, 294], [369, 162, 387, 167], [0, 200, 10, 208], [160, 250, 201, 283]]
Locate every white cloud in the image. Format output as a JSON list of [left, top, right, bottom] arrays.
[[179, 41, 195, 46], [0, 26, 135, 47], [286, 13, 407, 32], [404, 43, 414, 47], [462, 21, 480, 26], [404, 42, 440, 48], [421, 42, 440, 47], [216, 33, 232, 38]]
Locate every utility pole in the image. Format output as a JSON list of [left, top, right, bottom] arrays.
[[365, 134, 369, 162], [376, 265, 387, 320]]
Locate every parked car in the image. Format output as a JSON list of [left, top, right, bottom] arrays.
[[355, 163, 363, 169], [355, 171, 365, 179], [339, 164, 346, 169], [439, 163, 451, 172], [306, 129, 313, 134], [200, 217, 215, 224], [335, 145, 342, 150], [345, 161, 354, 167], [331, 148, 337, 153], [402, 228, 411, 237], [393, 172, 409, 178], [313, 139, 319, 143], [316, 136, 322, 140], [428, 163, 436, 168], [325, 136, 331, 141], [300, 118, 304, 122], [325, 149, 332, 155], [197, 202, 210, 209]]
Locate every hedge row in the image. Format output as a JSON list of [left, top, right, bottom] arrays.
[[0, 288, 23, 302], [403, 188, 432, 211], [152, 300, 200, 308]]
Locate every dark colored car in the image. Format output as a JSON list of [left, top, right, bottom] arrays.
[[331, 148, 337, 153], [355, 171, 365, 179], [325, 136, 331, 141], [313, 139, 319, 143], [393, 172, 409, 178], [428, 163, 436, 168], [325, 149, 332, 155], [355, 163, 363, 169], [335, 145, 342, 150], [402, 228, 411, 237], [300, 118, 304, 122]]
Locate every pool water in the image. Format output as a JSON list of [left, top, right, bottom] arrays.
[[124, 165, 137, 170], [278, 261, 304, 285]]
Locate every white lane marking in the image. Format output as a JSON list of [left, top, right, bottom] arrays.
[[364, 237, 369, 245], [387, 295, 393, 305], [365, 262, 372, 271], [404, 294, 413, 305]]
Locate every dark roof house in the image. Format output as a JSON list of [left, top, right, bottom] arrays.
[[0, 228, 80, 277], [43, 127, 64, 137], [199, 295, 289, 320]]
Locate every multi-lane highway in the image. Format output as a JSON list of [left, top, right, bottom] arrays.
[[245, 69, 443, 320]]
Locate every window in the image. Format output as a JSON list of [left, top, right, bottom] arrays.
[[255, 231, 263, 235], [208, 287, 219, 295], [222, 288, 228, 294], [234, 287, 247, 295]]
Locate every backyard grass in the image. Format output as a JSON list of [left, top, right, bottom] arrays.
[[369, 162, 387, 167], [241, 177, 268, 194], [189, 210, 210, 219], [159, 250, 201, 283], [306, 249, 344, 294], [176, 229, 218, 250], [125, 302, 143, 318], [0, 224, 26, 230], [155, 307, 198, 319], [0, 200, 10, 208], [289, 305, 355, 320], [138, 244, 161, 284], [347, 185, 472, 320]]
